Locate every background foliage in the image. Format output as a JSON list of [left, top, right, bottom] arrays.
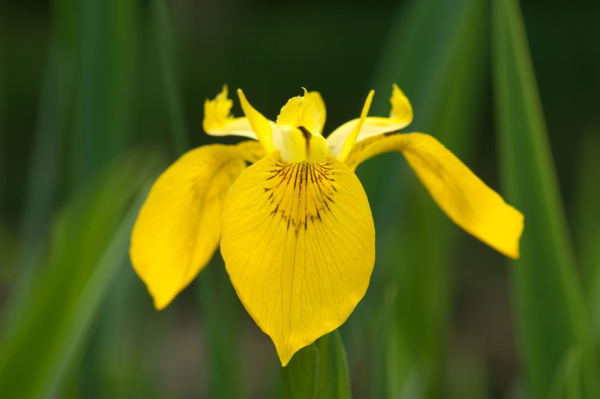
[[1, 0, 599, 398]]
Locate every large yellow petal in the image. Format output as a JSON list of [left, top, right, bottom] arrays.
[[221, 152, 375, 366], [130, 141, 266, 310], [345, 133, 524, 259], [328, 84, 413, 157]]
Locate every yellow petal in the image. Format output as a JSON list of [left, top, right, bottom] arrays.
[[130, 141, 266, 310], [389, 83, 412, 121], [328, 84, 413, 157], [309, 91, 326, 135], [238, 89, 275, 153], [337, 90, 374, 162], [276, 88, 324, 136], [203, 85, 258, 140], [345, 133, 524, 259], [221, 152, 375, 366]]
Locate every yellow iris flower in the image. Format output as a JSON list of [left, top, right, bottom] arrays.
[[130, 84, 524, 366]]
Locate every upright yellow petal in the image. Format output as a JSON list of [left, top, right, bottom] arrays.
[[309, 91, 326, 135], [238, 89, 275, 153], [130, 141, 266, 310], [328, 84, 413, 157], [345, 133, 524, 259], [203, 85, 258, 140], [221, 152, 375, 366], [389, 83, 413, 121], [276, 88, 324, 136], [337, 90, 374, 162]]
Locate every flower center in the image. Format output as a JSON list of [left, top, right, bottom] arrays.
[[277, 124, 329, 163]]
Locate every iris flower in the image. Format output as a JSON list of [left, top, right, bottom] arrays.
[[130, 84, 523, 365]]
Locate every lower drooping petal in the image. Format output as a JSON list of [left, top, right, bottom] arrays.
[[130, 142, 266, 310], [345, 133, 524, 259], [220, 152, 375, 366]]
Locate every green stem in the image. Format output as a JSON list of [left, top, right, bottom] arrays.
[[281, 330, 352, 399]]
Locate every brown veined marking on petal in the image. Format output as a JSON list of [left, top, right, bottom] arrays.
[[262, 158, 340, 241], [298, 126, 312, 157]]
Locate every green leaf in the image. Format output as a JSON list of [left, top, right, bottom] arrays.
[[152, 0, 189, 156], [281, 330, 352, 399], [493, 0, 600, 398], [572, 125, 600, 341], [549, 347, 583, 399], [19, 5, 74, 248], [69, 0, 139, 190], [7, 37, 74, 327], [573, 124, 600, 285], [0, 149, 162, 399]]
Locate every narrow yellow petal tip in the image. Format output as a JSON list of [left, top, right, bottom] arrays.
[[501, 211, 524, 260], [237, 89, 275, 152], [308, 91, 327, 134], [338, 90, 374, 162], [236, 90, 246, 108], [390, 83, 413, 123], [153, 296, 169, 311]]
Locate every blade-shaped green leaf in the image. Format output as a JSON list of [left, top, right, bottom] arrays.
[[281, 330, 352, 399], [493, 0, 600, 398], [1, 0, 76, 358], [572, 125, 600, 342], [6, 38, 74, 327], [19, 9, 74, 251], [152, 0, 188, 156], [573, 124, 600, 285], [73, 220, 175, 399], [69, 0, 138, 190], [549, 347, 583, 399], [0, 149, 162, 399]]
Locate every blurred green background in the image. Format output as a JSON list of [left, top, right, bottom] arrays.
[[1, 0, 599, 398]]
